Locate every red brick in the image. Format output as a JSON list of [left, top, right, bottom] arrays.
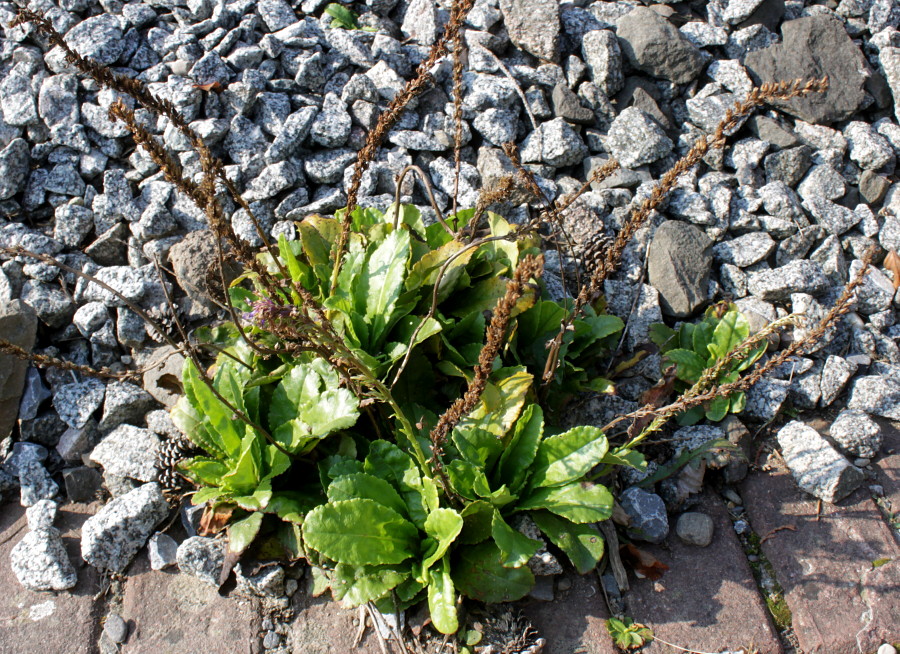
[[624, 492, 783, 654], [742, 468, 900, 653], [121, 553, 262, 654], [519, 570, 618, 654], [288, 580, 384, 653], [0, 502, 101, 654]]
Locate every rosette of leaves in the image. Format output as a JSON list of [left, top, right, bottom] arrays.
[[303, 368, 618, 634], [171, 345, 360, 553], [650, 304, 767, 425]]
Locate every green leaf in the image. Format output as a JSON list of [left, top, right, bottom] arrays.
[[460, 367, 533, 438], [494, 404, 544, 493], [459, 500, 493, 544], [649, 323, 677, 352], [447, 459, 491, 501], [453, 426, 503, 469], [529, 426, 608, 489], [705, 394, 731, 422], [178, 457, 230, 487], [518, 481, 614, 524], [228, 511, 264, 554], [665, 348, 707, 384], [364, 441, 429, 529], [303, 499, 418, 566], [360, 228, 411, 346], [221, 434, 262, 496], [452, 542, 534, 603], [491, 511, 541, 568], [675, 404, 705, 426], [324, 3, 359, 29], [428, 558, 459, 635], [268, 491, 317, 524], [328, 473, 409, 520], [331, 563, 408, 606], [531, 511, 604, 574], [423, 508, 464, 572], [709, 310, 749, 360], [692, 320, 715, 364], [599, 448, 647, 472], [184, 359, 243, 458]]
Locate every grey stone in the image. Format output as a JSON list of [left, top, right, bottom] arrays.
[[98, 382, 156, 431], [303, 148, 357, 185], [763, 146, 812, 186], [148, 532, 178, 570], [819, 355, 857, 407], [616, 7, 705, 84], [168, 230, 235, 317], [804, 198, 860, 236], [499, 0, 561, 62], [748, 115, 799, 149], [747, 260, 830, 301], [830, 409, 882, 459], [849, 259, 895, 314], [550, 83, 594, 125], [19, 367, 51, 423], [177, 536, 226, 587], [520, 117, 587, 168], [235, 563, 287, 597], [0, 300, 37, 439], [581, 30, 622, 96], [141, 347, 185, 410], [401, 0, 439, 46], [0, 67, 38, 127], [11, 526, 77, 591], [776, 420, 864, 503], [103, 614, 128, 644], [647, 221, 712, 318], [848, 375, 900, 420], [712, 233, 776, 267], [0, 138, 30, 201], [859, 170, 891, 205], [687, 93, 747, 134], [20, 281, 74, 328], [744, 16, 868, 124], [62, 466, 103, 503], [53, 379, 106, 429], [66, 15, 124, 66], [190, 52, 231, 87], [258, 0, 296, 31], [620, 486, 669, 544], [244, 160, 302, 202], [53, 204, 94, 249], [472, 108, 519, 147], [56, 421, 100, 463], [310, 93, 352, 149], [845, 121, 894, 170], [741, 377, 789, 422], [79, 266, 147, 307], [671, 425, 726, 458], [675, 512, 714, 547], [18, 457, 59, 507], [26, 499, 58, 531], [797, 165, 846, 203], [606, 107, 673, 169], [81, 482, 169, 572], [90, 425, 161, 483], [73, 302, 109, 338]]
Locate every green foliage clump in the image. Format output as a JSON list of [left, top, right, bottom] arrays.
[[605, 617, 653, 650], [650, 304, 767, 425]]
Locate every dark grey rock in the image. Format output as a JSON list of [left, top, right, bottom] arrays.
[[177, 536, 227, 586], [744, 16, 868, 124], [763, 145, 812, 186], [859, 170, 891, 205], [616, 7, 705, 84], [748, 115, 799, 149], [777, 420, 864, 503], [148, 531, 178, 570], [0, 300, 37, 439], [19, 367, 51, 423], [62, 466, 103, 503], [499, 0, 561, 62], [620, 486, 669, 544], [53, 379, 106, 430], [57, 420, 100, 463], [81, 482, 169, 572], [647, 221, 712, 318], [20, 280, 74, 328], [675, 512, 714, 547], [830, 409, 882, 459], [551, 83, 593, 125]]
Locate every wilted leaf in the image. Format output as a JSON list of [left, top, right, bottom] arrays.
[[193, 81, 224, 92], [620, 544, 669, 580], [885, 249, 900, 290], [200, 503, 234, 535]]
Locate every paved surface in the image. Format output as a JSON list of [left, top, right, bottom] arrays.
[[625, 491, 784, 654], [1, 424, 899, 653]]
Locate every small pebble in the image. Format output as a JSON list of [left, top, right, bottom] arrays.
[[263, 630, 281, 649], [103, 613, 128, 644], [855, 458, 871, 467], [285, 578, 299, 597], [733, 519, 750, 535], [557, 577, 572, 592], [877, 644, 897, 654]]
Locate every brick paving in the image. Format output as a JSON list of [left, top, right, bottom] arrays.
[[742, 468, 900, 654], [120, 553, 263, 654], [624, 491, 784, 654], [0, 502, 101, 654]]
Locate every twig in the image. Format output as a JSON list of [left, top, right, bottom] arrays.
[[391, 165, 453, 234], [473, 43, 537, 130]]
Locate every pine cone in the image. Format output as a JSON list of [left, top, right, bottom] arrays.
[[156, 435, 197, 504]]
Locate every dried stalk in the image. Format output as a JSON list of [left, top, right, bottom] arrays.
[[390, 165, 453, 234], [0, 339, 137, 380]]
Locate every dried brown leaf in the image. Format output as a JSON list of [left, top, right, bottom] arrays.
[[884, 249, 900, 290], [199, 503, 233, 536], [620, 543, 669, 580]]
